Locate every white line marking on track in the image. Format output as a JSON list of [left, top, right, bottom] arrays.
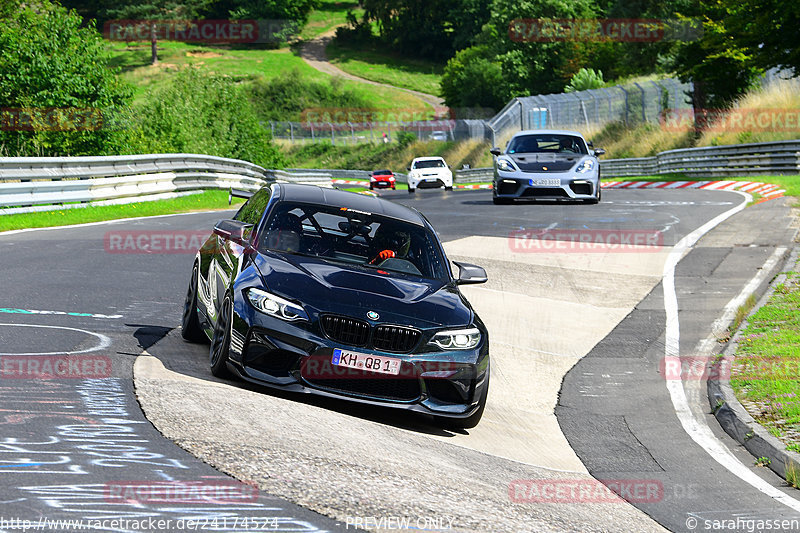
[[662, 190, 800, 512], [0, 323, 111, 356]]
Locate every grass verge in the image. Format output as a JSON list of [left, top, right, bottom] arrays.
[[107, 40, 427, 114], [0, 190, 244, 232], [326, 40, 444, 96], [730, 259, 800, 455], [300, 0, 363, 40]]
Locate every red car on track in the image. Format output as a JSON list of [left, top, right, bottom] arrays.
[[370, 169, 396, 190]]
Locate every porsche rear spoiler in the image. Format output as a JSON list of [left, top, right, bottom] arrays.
[[228, 188, 254, 205]]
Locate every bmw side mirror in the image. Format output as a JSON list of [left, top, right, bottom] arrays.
[[214, 219, 254, 249], [407, 166, 411, 171], [593, 148, 606, 156], [489, 148, 502, 156], [453, 261, 488, 285]]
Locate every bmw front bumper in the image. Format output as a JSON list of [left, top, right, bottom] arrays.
[[225, 299, 490, 420]]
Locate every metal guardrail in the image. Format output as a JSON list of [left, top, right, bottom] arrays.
[[455, 168, 493, 183], [287, 168, 409, 184], [457, 140, 800, 180], [600, 140, 800, 178], [2, 139, 796, 211], [0, 154, 332, 210]]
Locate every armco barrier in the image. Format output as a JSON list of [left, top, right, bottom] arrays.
[[455, 168, 494, 183], [600, 140, 800, 178], [0, 154, 331, 210], [2, 140, 797, 210], [471, 139, 800, 179], [287, 168, 409, 184]]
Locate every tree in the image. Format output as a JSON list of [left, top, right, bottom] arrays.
[[220, 0, 319, 25], [441, 0, 599, 107], [721, 0, 800, 75], [440, 46, 508, 110], [0, 0, 132, 156], [101, 0, 213, 65], [361, 0, 457, 60], [671, 0, 762, 133]]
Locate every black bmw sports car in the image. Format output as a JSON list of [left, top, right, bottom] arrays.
[[181, 183, 490, 428]]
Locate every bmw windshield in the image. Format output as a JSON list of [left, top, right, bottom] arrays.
[[258, 202, 450, 281]]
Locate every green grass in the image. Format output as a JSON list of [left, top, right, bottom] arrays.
[[327, 40, 444, 96], [730, 264, 800, 453], [0, 190, 244, 232], [107, 40, 428, 113], [300, 0, 364, 40]]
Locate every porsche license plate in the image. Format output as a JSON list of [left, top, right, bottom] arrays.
[[531, 178, 560, 186], [332, 349, 401, 375]]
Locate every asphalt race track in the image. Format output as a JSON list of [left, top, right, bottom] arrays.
[[0, 187, 797, 533]]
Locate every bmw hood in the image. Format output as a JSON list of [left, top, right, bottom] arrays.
[[252, 253, 472, 328], [509, 153, 585, 172]]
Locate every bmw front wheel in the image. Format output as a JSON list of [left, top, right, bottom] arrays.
[[210, 294, 234, 378], [181, 263, 206, 343]]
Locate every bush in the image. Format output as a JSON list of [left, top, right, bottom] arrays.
[[246, 69, 373, 122], [440, 46, 508, 110], [335, 11, 374, 44], [120, 69, 284, 168], [565, 68, 605, 93], [395, 131, 417, 147], [0, 0, 132, 156]]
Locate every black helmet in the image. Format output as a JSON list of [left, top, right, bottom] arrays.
[[373, 223, 411, 257]]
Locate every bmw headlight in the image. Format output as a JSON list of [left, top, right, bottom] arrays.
[[496, 158, 517, 173], [246, 288, 308, 322], [575, 159, 595, 173], [429, 327, 482, 350]]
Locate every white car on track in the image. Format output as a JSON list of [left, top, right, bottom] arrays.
[[406, 156, 453, 194]]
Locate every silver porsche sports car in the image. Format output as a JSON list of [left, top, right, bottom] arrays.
[[491, 130, 605, 204]]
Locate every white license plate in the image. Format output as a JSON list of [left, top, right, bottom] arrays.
[[332, 348, 401, 375], [531, 178, 561, 186]]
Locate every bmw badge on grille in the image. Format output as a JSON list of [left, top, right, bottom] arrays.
[[366, 311, 380, 321]]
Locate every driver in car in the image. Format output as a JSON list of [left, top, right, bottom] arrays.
[[369, 224, 411, 264], [264, 212, 303, 252]]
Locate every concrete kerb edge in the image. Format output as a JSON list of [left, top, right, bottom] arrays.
[[708, 245, 800, 481]]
